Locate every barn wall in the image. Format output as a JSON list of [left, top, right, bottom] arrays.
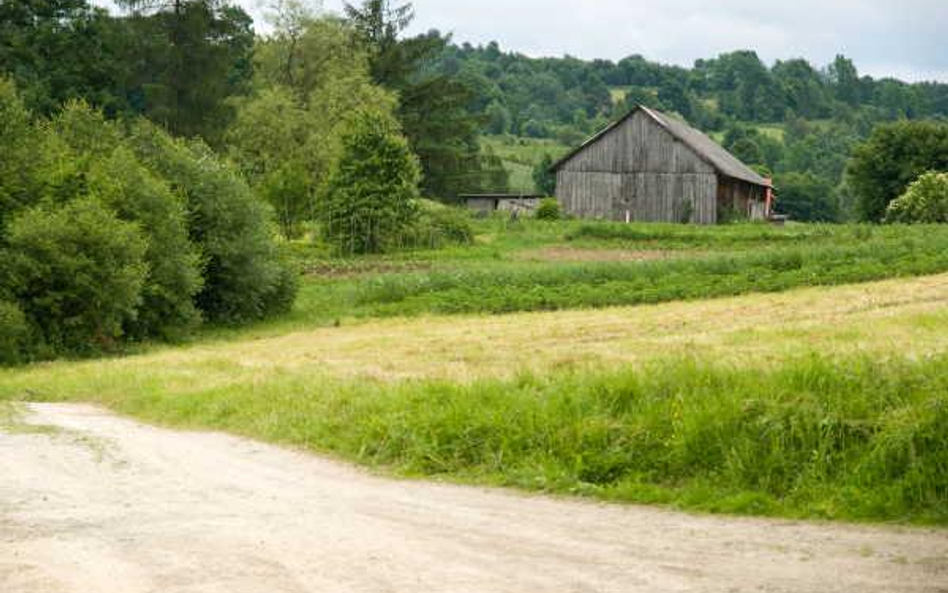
[[557, 171, 718, 224], [555, 110, 718, 224], [717, 178, 768, 221]]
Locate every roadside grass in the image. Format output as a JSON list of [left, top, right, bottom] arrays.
[[2, 351, 945, 524]]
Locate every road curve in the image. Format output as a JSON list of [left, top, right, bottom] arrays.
[[2, 403, 946, 593]]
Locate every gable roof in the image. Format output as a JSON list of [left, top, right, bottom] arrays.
[[551, 105, 771, 187]]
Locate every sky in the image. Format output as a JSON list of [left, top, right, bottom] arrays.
[[313, 0, 948, 83], [101, 0, 948, 82]]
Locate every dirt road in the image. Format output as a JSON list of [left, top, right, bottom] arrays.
[[3, 404, 946, 593]]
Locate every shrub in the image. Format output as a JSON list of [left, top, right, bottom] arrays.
[[0, 300, 29, 365], [535, 198, 561, 221], [408, 200, 474, 248], [88, 148, 204, 339], [3, 199, 147, 354], [885, 171, 948, 224], [127, 121, 298, 324], [320, 110, 421, 254]]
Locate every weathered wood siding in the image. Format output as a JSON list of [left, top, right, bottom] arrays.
[[556, 110, 718, 224], [717, 178, 768, 221]]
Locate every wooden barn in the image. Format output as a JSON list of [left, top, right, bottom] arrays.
[[551, 105, 773, 225]]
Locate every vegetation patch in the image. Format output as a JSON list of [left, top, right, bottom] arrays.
[[3, 353, 945, 524]]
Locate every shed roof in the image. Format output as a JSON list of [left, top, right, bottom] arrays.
[[551, 105, 771, 187]]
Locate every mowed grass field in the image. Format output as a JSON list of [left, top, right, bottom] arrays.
[[2, 219, 947, 524]]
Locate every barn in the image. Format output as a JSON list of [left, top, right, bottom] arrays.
[[551, 105, 773, 225]]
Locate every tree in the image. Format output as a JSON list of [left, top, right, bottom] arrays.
[[885, 171, 948, 224], [128, 120, 298, 323], [0, 78, 40, 226], [344, 2, 504, 199], [848, 120, 948, 222], [774, 172, 838, 222], [533, 153, 557, 196], [2, 198, 148, 355], [0, 0, 128, 116], [828, 55, 861, 107], [115, 0, 255, 142], [320, 110, 421, 254], [230, 17, 398, 233]]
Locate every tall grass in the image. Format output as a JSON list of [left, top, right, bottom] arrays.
[[349, 231, 948, 316], [4, 353, 945, 523]]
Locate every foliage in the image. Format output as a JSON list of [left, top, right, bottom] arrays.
[[344, 1, 506, 199], [2, 199, 148, 355], [127, 120, 298, 323], [848, 120, 948, 222], [774, 172, 838, 222], [0, 300, 28, 366], [885, 171, 948, 224], [532, 154, 557, 196], [408, 200, 474, 248], [320, 110, 422, 254], [115, 0, 255, 142], [535, 198, 561, 221], [0, 0, 127, 116], [229, 18, 398, 234], [0, 78, 40, 226], [259, 162, 313, 239]]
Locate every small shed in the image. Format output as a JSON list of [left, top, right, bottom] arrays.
[[551, 105, 773, 224], [461, 194, 543, 216]]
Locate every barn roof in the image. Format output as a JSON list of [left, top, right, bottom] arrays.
[[551, 105, 771, 187]]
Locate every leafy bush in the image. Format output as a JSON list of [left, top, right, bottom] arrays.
[[885, 171, 948, 224], [0, 300, 28, 365], [3, 199, 148, 354], [127, 121, 298, 324], [535, 197, 561, 221], [88, 147, 204, 339], [321, 110, 422, 254], [406, 200, 474, 248]]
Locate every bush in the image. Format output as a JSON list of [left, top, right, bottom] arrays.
[[0, 300, 29, 365], [885, 171, 948, 224], [535, 198, 561, 221], [407, 200, 474, 248], [88, 148, 204, 339], [320, 110, 422, 254], [127, 121, 298, 324], [3, 199, 148, 354]]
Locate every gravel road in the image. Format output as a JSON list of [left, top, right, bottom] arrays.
[[2, 403, 946, 593]]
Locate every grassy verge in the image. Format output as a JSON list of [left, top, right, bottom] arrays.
[[2, 353, 945, 524]]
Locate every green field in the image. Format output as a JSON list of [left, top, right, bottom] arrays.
[[2, 218, 947, 524]]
